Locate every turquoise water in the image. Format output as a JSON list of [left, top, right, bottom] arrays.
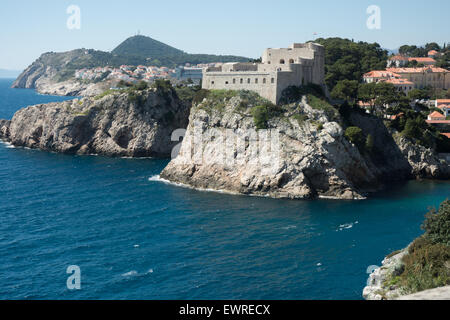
[[0, 79, 448, 300]]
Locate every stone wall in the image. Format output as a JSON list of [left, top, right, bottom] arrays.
[[202, 42, 325, 104]]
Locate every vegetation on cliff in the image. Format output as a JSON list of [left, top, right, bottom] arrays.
[[313, 38, 388, 91], [387, 200, 450, 294]]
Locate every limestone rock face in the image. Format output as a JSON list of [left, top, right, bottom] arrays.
[[161, 94, 449, 200], [0, 89, 189, 157], [363, 249, 409, 300], [12, 50, 112, 96]]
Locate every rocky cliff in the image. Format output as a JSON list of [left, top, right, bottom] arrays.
[[12, 49, 113, 96], [0, 87, 189, 157], [160, 91, 449, 200]]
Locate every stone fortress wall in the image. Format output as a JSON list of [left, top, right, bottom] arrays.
[[202, 42, 325, 104]]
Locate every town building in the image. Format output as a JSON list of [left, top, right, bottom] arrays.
[[172, 66, 204, 84], [428, 111, 446, 121], [387, 55, 436, 67], [436, 99, 450, 117], [202, 42, 325, 104], [386, 67, 449, 90]]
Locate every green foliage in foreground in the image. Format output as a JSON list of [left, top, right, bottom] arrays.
[[345, 126, 365, 150], [251, 103, 283, 130], [396, 200, 450, 293]]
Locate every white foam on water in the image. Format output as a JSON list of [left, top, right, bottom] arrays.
[[121, 270, 138, 277], [148, 175, 282, 200], [282, 225, 297, 230], [148, 175, 241, 196]]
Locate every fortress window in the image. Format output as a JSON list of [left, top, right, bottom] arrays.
[[225, 81, 229, 85], [280, 59, 285, 64], [233, 79, 236, 84], [240, 78, 243, 84], [271, 78, 275, 84], [211, 81, 215, 85], [263, 78, 266, 84], [247, 79, 250, 84], [255, 78, 258, 84], [289, 59, 294, 64]]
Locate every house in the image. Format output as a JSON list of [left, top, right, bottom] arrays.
[[407, 57, 436, 66], [428, 50, 439, 58], [387, 55, 409, 68], [436, 99, 450, 117], [382, 78, 414, 95], [362, 70, 400, 83], [428, 111, 446, 121], [386, 67, 449, 90]]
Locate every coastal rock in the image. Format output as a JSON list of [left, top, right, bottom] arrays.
[[12, 50, 113, 96], [0, 88, 189, 157], [363, 249, 409, 300], [161, 93, 449, 200], [162, 95, 380, 200]]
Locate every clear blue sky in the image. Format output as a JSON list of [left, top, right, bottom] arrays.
[[1, 0, 449, 70]]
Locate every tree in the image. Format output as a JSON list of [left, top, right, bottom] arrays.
[[374, 82, 399, 107], [408, 88, 430, 101], [345, 126, 365, 150], [402, 118, 421, 140], [424, 42, 441, 52], [313, 38, 388, 91], [422, 199, 450, 245], [331, 80, 359, 102]]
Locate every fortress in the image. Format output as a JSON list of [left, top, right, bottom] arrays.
[[202, 42, 325, 104]]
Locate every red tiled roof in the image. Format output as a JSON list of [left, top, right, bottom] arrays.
[[429, 111, 445, 118], [426, 120, 450, 124], [363, 70, 400, 78], [437, 99, 450, 104], [384, 78, 414, 85], [441, 133, 450, 139], [407, 57, 436, 63], [387, 67, 448, 73]]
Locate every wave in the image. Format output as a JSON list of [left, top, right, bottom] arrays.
[[121, 268, 154, 278], [148, 175, 265, 198], [336, 221, 359, 231]]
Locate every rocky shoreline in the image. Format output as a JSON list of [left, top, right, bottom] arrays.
[[1, 86, 449, 200], [0, 87, 189, 158], [160, 92, 449, 200]]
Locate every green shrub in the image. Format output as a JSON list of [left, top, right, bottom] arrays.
[[400, 236, 450, 293], [251, 103, 282, 130], [292, 114, 308, 126], [345, 126, 365, 150], [422, 200, 450, 246], [128, 91, 139, 103], [306, 94, 339, 120], [134, 81, 148, 91], [392, 200, 450, 293]]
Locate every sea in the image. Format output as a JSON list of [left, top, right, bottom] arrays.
[[0, 78, 448, 300]]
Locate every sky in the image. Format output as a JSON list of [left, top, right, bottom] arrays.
[[1, 0, 449, 70]]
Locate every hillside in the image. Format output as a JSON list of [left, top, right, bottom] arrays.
[[111, 35, 250, 67], [12, 35, 250, 93]]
